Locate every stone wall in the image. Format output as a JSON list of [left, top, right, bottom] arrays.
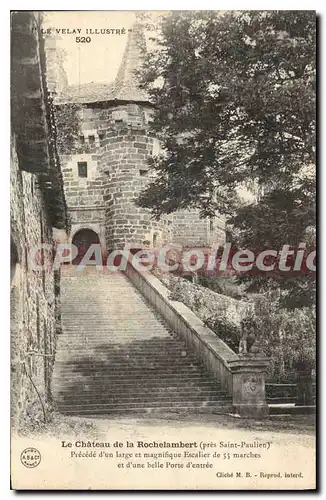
[[11, 136, 59, 429], [171, 210, 226, 247]]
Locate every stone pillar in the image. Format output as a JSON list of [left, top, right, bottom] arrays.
[[228, 355, 270, 418]]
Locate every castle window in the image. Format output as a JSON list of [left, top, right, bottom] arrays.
[[152, 138, 161, 156], [79, 135, 85, 145], [78, 161, 88, 178], [112, 110, 128, 122], [143, 110, 154, 124], [88, 135, 95, 145], [139, 169, 148, 177]]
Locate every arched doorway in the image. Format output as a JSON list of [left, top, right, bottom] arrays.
[[72, 229, 101, 264]]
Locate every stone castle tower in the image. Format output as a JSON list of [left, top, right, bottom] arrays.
[[51, 24, 225, 259]]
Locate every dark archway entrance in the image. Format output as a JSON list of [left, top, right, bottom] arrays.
[[72, 229, 101, 264]]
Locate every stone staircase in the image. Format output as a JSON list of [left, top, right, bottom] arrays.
[[52, 267, 232, 416]]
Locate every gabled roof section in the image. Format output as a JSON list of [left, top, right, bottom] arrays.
[[57, 23, 149, 105]]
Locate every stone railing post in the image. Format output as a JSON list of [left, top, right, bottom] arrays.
[[228, 355, 270, 418]]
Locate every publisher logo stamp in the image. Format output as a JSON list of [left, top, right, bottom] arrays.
[[20, 448, 41, 468]]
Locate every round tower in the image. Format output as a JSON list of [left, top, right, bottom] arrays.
[[100, 24, 166, 251]]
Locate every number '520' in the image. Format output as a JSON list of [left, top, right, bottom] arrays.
[[76, 37, 91, 43]]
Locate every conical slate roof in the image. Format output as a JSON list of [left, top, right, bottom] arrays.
[[57, 24, 149, 105], [111, 23, 149, 102]]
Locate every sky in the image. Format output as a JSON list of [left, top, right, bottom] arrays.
[[43, 12, 137, 86]]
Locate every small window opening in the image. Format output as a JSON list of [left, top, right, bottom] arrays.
[[88, 135, 95, 145], [139, 169, 148, 177], [78, 161, 88, 178], [79, 135, 85, 145]]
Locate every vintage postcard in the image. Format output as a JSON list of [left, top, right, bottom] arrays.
[[10, 10, 316, 490]]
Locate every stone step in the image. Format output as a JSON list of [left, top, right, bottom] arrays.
[[60, 337, 172, 341], [62, 292, 157, 296], [61, 324, 169, 329], [58, 331, 175, 336], [62, 315, 159, 319], [55, 355, 195, 362], [62, 297, 148, 300], [62, 277, 135, 282], [59, 335, 173, 339], [61, 318, 168, 323], [54, 387, 223, 396], [57, 345, 180, 351], [53, 369, 207, 377], [52, 379, 220, 390], [56, 337, 179, 343], [57, 405, 233, 416], [61, 288, 145, 293], [54, 368, 205, 376], [52, 374, 215, 384], [59, 336, 179, 340], [53, 380, 214, 391], [61, 296, 147, 300], [54, 348, 194, 355], [54, 394, 231, 404], [60, 323, 172, 328], [53, 361, 204, 369], [54, 359, 199, 367], [61, 309, 164, 313], [60, 327, 172, 331], [61, 329, 171, 334], [54, 355, 197, 363], [55, 350, 190, 356], [61, 318, 169, 323], [54, 368, 205, 375], [56, 399, 232, 410], [57, 337, 184, 344], [55, 359, 199, 366]]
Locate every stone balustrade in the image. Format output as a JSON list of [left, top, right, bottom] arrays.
[[125, 255, 270, 418]]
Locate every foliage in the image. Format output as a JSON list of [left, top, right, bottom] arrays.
[[240, 294, 316, 382], [158, 270, 315, 382], [54, 103, 83, 154], [169, 277, 242, 351], [198, 275, 245, 300], [204, 316, 241, 353], [18, 398, 97, 437], [137, 11, 316, 307]]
